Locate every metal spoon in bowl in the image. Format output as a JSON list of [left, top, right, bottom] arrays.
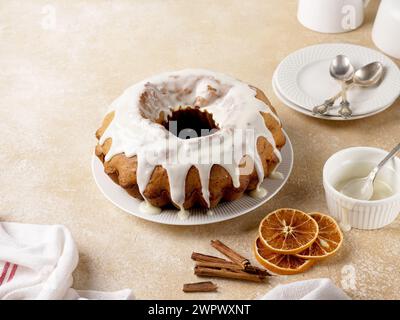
[[313, 55, 354, 115], [341, 143, 400, 201]]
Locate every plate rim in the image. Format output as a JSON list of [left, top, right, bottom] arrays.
[[274, 43, 400, 116], [91, 130, 294, 226]]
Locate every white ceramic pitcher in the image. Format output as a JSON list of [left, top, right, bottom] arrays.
[[298, 0, 370, 33], [372, 0, 400, 60]]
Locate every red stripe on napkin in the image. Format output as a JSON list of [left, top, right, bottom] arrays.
[[0, 262, 11, 286], [7, 264, 18, 282]]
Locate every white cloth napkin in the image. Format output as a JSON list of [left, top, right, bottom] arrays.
[[0, 221, 133, 300], [261, 278, 350, 300]]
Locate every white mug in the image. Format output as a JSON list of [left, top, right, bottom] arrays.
[[372, 0, 400, 60], [298, 0, 369, 33]]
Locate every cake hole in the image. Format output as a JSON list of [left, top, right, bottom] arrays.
[[162, 107, 219, 139]]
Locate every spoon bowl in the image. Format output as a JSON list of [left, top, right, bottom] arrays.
[[330, 55, 355, 82], [353, 61, 384, 87], [341, 176, 374, 201], [341, 143, 400, 201]]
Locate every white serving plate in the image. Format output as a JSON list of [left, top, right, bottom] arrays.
[[274, 43, 400, 117], [92, 131, 293, 226], [272, 72, 395, 121]]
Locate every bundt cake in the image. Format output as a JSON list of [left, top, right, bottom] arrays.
[[95, 69, 286, 218]]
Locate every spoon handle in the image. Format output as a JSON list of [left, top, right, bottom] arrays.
[[313, 83, 355, 115], [370, 143, 400, 181], [338, 83, 353, 119], [377, 143, 400, 169]]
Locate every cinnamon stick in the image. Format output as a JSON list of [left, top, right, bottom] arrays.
[[244, 264, 272, 277], [194, 266, 265, 283], [191, 252, 229, 264], [195, 260, 271, 277], [183, 281, 218, 293], [195, 261, 244, 272], [210, 240, 250, 267]]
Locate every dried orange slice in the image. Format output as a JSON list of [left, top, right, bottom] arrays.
[[253, 238, 315, 275], [258, 208, 319, 254], [295, 212, 343, 260]]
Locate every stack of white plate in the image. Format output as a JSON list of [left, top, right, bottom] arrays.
[[273, 43, 400, 120]]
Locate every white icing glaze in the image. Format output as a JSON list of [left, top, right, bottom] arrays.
[[99, 69, 282, 212], [139, 201, 162, 215], [339, 208, 352, 232], [269, 171, 284, 180], [249, 186, 268, 199], [178, 208, 190, 220]]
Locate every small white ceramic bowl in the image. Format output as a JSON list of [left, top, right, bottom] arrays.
[[323, 147, 400, 230]]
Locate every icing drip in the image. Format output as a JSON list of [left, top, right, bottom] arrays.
[[249, 187, 268, 199], [178, 208, 190, 220], [340, 208, 352, 232], [99, 69, 282, 212], [139, 201, 162, 215], [269, 171, 284, 180]]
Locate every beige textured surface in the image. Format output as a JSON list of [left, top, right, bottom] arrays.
[[1, 0, 399, 300]]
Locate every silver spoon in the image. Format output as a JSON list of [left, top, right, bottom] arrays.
[[338, 61, 384, 119], [341, 143, 400, 201], [313, 60, 384, 116], [313, 55, 354, 115]]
